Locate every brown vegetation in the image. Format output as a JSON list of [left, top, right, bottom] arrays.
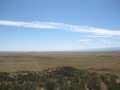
[[0, 51, 120, 77]]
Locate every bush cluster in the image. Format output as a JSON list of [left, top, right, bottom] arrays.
[[0, 66, 120, 90]]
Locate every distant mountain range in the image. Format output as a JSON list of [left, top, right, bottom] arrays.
[[74, 47, 120, 52]]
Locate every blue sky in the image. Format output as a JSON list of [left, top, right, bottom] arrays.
[[0, 0, 120, 51]]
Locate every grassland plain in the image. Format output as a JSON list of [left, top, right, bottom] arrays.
[[0, 51, 120, 77]]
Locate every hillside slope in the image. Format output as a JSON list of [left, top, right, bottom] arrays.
[[0, 66, 120, 90]]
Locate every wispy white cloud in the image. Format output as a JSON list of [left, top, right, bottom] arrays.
[[77, 39, 92, 42], [81, 35, 112, 37], [84, 42, 90, 44], [100, 40, 111, 45], [114, 37, 120, 39], [0, 20, 120, 35]]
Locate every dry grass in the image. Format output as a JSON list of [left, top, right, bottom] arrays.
[[0, 51, 120, 76]]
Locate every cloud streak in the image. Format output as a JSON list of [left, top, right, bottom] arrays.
[[0, 20, 120, 35], [100, 40, 111, 45], [81, 35, 112, 37], [77, 39, 92, 42]]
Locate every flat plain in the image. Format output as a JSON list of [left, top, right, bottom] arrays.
[[0, 51, 120, 76]]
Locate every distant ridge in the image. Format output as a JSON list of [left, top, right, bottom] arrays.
[[74, 47, 120, 52]]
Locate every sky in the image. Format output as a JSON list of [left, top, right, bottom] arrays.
[[0, 0, 120, 51]]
